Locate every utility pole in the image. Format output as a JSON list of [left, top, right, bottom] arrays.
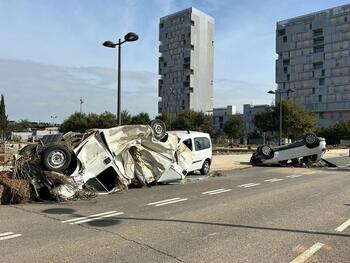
[[80, 97, 84, 114]]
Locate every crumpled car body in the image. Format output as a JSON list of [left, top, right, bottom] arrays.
[[52, 124, 193, 198], [250, 134, 327, 166]]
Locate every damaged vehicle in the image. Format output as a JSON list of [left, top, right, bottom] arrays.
[[9, 120, 193, 200], [250, 133, 327, 166]]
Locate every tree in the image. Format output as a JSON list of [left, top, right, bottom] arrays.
[[224, 115, 244, 140], [130, 112, 150, 125], [96, 111, 117, 128], [60, 112, 88, 133], [121, 110, 132, 125], [7, 120, 31, 132], [0, 94, 8, 141], [317, 120, 350, 145], [254, 100, 317, 139], [172, 110, 215, 135]]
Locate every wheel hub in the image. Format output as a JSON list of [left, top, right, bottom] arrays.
[[48, 151, 66, 168]]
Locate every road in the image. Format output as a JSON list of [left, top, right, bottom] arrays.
[[0, 163, 349, 263]]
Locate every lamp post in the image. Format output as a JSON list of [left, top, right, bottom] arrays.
[[103, 32, 139, 126], [267, 89, 294, 145]]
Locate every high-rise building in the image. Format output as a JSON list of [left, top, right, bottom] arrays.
[[158, 7, 214, 117], [276, 4, 350, 127]]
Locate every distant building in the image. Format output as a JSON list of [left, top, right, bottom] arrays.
[[158, 7, 214, 117], [213, 105, 236, 134], [243, 104, 269, 136], [276, 4, 350, 127], [11, 127, 60, 142]]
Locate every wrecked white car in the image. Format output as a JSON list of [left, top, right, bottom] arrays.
[[250, 133, 327, 166], [17, 120, 193, 199]]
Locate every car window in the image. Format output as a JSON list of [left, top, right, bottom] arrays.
[[183, 138, 193, 151], [194, 137, 210, 151]]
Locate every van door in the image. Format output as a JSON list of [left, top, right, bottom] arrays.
[[192, 137, 211, 171]]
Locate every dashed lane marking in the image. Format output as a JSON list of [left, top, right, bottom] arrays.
[[62, 211, 124, 225], [202, 189, 225, 194], [286, 174, 303, 178], [264, 178, 284, 182], [289, 242, 324, 263], [335, 219, 350, 232], [0, 232, 22, 241], [207, 189, 232, 195], [147, 197, 188, 207], [237, 183, 260, 188]]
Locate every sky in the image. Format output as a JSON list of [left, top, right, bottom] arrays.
[[0, 0, 348, 122]]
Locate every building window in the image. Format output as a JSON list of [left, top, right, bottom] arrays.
[[283, 67, 288, 73], [191, 20, 195, 26], [278, 28, 286, 36], [312, 87, 315, 94], [189, 87, 194, 93], [321, 69, 325, 76], [345, 16, 348, 22], [313, 28, 323, 37], [283, 82, 286, 89], [313, 37, 324, 45], [283, 36, 287, 42], [163, 62, 167, 67], [313, 45, 324, 53], [183, 40, 186, 45], [313, 62, 323, 70], [160, 23, 164, 28], [190, 69, 194, 74], [319, 112, 324, 119], [318, 95, 322, 102], [283, 59, 290, 66], [286, 74, 290, 81], [191, 44, 194, 50], [319, 78, 325, 85], [312, 71, 315, 77]]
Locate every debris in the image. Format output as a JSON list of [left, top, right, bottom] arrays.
[[0, 121, 194, 204]]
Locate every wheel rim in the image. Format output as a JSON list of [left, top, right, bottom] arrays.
[[48, 150, 66, 168], [154, 124, 163, 135], [306, 135, 316, 144], [203, 161, 210, 173], [262, 146, 271, 156]]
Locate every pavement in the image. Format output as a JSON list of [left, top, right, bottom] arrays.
[[0, 158, 349, 263]]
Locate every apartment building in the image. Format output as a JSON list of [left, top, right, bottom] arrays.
[[158, 7, 214, 117], [276, 4, 350, 127], [213, 105, 236, 134]]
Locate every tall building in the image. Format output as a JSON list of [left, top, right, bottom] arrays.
[[158, 7, 214, 117], [276, 4, 350, 127], [213, 105, 236, 134]]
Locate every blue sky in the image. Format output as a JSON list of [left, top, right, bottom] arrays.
[[0, 0, 348, 122]]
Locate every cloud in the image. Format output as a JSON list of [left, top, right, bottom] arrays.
[[0, 59, 158, 122]]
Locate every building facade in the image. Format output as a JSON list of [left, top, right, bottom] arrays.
[[158, 7, 214, 117], [276, 4, 350, 127], [243, 104, 269, 136], [213, 105, 236, 134]]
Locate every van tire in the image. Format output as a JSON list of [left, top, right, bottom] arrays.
[[200, 159, 211, 175]]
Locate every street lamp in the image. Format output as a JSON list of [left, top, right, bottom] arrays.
[[103, 32, 139, 126], [267, 88, 295, 145]]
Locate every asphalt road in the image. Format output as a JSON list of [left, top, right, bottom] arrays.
[[0, 163, 349, 263]]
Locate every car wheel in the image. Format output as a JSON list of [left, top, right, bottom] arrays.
[[304, 133, 319, 148], [19, 144, 37, 157], [261, 145, 274, 159], [40, 144, 72, 172], [149, 119, 166, 140], [200, 159, 210, 175]]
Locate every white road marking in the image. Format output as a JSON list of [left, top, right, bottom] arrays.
[[61, 211, 117, 223], [147, 198, 181, 206], [70, 212, 124, 225], [202, 189, 225, 194], [0, 232, 22, 241], [335, 219, 350, 232], [290, 242, 324, 263], [264, 178, 284, 182], [286, 174, 303, 178], [155, 198, 188, 206], [237, 183, 260, 188], [208, 189, 232, 195]]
